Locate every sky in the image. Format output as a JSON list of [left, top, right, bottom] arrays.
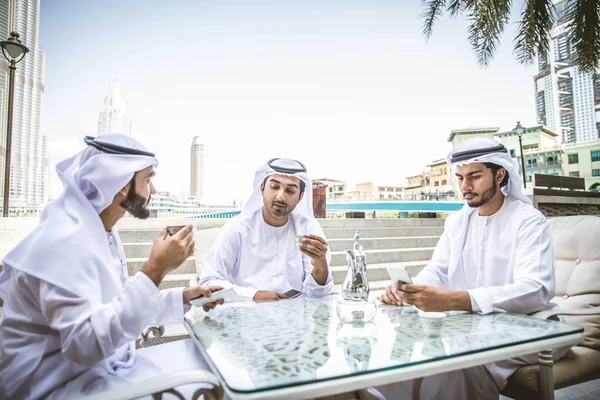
[[39, 0, 538, 204]]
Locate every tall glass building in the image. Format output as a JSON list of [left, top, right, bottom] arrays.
[[534, 0, 600, 144], [190, 136, 204, 200], [0, 0, 47, 214], [97, 77, 132, 136]]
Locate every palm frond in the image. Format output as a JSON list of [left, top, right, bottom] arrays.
[[513, 0, 554, 66], [446, 0, 467, 18], [466, 0, 512, 66], [567, 0, 600, 72], [421, 0, 448, 40]]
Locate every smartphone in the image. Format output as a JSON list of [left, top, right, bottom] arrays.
[[166, 225, 185, 236], [387, 266, 413, 286], [190, 287, 236, 307], [283, 289, 302, 298]]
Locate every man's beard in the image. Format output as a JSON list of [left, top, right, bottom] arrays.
[[464, 180, 498, 208], [121, 181, 150, 219], [267, 201, 291, 218]]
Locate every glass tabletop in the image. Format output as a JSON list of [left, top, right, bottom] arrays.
[[184, 295, 582, 393]]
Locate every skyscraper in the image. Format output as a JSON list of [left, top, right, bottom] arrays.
[[534, 0, 600, 144], [0, 0, 47, 213], [97, 75, 131, 136], [190, 137, 204, 200]]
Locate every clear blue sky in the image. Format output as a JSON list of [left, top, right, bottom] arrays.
[[40, 0, 537, 203]]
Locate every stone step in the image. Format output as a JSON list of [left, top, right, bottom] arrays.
[[331, 247, 434, 266], [159, 274, 197, 290], [331, 261, 427, 284], [319, 219, 445, 228], [323, 227, 444, 239], [121, 236, 441, 258], [118, 226, 445, 243], [172, 261, 427, 290], [127, 258, 197, 276], [327, 236, 440, 252]]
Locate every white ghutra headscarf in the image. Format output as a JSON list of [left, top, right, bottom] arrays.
[[0, 134, 158, 301], [447, 137, 530, 205], [444, 137, 531, 289], [241, 158, 315, 221]]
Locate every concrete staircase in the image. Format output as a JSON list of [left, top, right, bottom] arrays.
[[117, 217, 444, 345]]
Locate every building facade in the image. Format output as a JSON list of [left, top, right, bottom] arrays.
[[97, 77, 131, 136], [190, 136, 204, 200], [533, 0, 600, 144], [0, 0, 47, 214]]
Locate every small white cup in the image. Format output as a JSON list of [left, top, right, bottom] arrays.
[[295, 234, 305, 244], [419, 311, 446, 337]]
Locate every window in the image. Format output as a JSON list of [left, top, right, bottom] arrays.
[[592, 151, 600, 162], [526, 175, 532, 182], [568, 154, 579, 164], [593, 169, 600, 177], [510, 149, 516, 157], [569, 171, 580, 177]]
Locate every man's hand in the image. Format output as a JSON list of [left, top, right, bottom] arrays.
[[378, 281, 403, 306], [299, 234, 329, 285], [253, 291, 288, 302], [141, 225, 195, 286], [398, 283, 472, 312], [183, 285, 225, 312]]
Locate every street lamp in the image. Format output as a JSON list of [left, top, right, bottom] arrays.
[[1, 32, 29, 217], [513, 121, 527, 189]]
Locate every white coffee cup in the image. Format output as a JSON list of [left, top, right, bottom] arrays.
[[419, 311, 446, 337]]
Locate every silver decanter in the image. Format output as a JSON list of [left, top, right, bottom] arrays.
[[342, 231, 370, 301]]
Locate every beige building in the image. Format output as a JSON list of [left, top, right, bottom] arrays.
[[562, 140, 600, 190], [313, 178, 347, 202], [352, 182, 405, 201]]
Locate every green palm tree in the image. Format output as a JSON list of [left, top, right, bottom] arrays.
[[421, 0, 600, 72]]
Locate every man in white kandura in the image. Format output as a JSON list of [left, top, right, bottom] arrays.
[[199, 158, 333, 301], [377, 137, 570, 400], [0, 134, 223, 399]]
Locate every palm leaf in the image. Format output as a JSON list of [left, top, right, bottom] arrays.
[[467, 0, 512, 66], [421, 0, 448, 40], [567, 0, 600, 72], [513, 0, 554, 66]]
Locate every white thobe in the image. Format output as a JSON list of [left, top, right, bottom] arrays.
[[199, 208, 333, 300], [376, 197, 565, 400], [0, 230, 207, 400]]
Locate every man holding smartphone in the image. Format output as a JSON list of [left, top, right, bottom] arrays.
[[0, 135, 223, 399], [376, 137, 566, 400], [199, 158, 333, 302]]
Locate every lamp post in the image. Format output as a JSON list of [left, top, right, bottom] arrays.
[[0, 32, 29, 217], [513, 121, 527, 189]]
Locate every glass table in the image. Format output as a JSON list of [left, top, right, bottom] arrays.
[[184, 295, 583, 400]]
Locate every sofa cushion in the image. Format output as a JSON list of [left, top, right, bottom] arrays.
[[503, 346, 600, 399], [548, 216, 600, 349]]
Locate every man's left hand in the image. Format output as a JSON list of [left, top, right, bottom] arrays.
[[298, 234, 328, 265], [398, 283, 471, 312], [183, 285, 225, 312]]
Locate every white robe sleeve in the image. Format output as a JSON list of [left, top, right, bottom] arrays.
[[300, 222, 333, 297], [39, 272, 169, 366], [301, 245, 333, 297], [199, 227, 259, 301], [413, 229, 450, 287], [467, 215, 556, 315]]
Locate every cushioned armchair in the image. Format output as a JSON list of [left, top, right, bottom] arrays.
[[502, 215, 600, 399]]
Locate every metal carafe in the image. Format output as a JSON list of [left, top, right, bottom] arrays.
[[342, 231, 370, 301]]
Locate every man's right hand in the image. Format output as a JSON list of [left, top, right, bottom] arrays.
[[142, 225, 195, 286], [378, 282, 403, 306], [253, 291, 289, 302]]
